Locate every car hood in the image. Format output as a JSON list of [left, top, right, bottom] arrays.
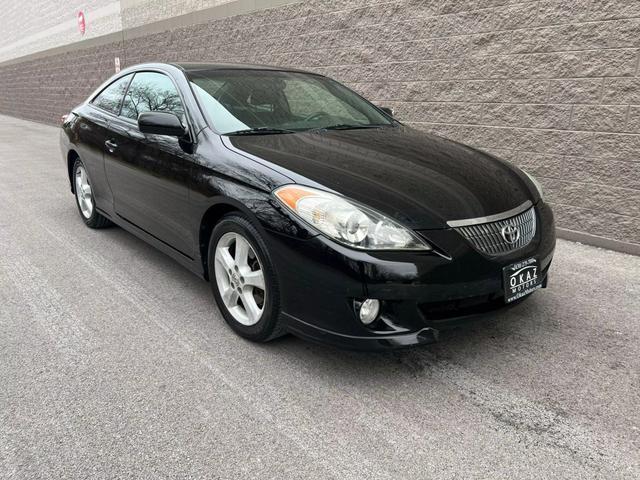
[[225, 126, 537, 229]]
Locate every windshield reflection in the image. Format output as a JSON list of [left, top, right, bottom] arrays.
[[189, 70, 394, 134]]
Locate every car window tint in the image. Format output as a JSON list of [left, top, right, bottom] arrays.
[[120, 72, 185, 122], [91, 74, 132, 114]]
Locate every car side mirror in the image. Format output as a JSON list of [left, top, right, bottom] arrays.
[[378, 106, 394, 117], [138, 111, 187, 137]]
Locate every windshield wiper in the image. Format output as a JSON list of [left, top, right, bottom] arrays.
[[309, 123, 388, 132], [225, 127, 297, 136]]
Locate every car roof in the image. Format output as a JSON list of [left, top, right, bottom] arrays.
[[169, 62, 318, 75]]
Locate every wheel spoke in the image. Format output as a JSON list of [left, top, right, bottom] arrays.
[[242, 290, 262, 323], [243, 269, 265, 290], [228, 305, 246, 321], [75, 174, 82, 193], [215, 247, 235, 272], [221, 285, 239, 307], [234, 235, 250, 267]]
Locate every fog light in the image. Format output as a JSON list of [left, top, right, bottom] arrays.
[[359, 299, 380, 325]]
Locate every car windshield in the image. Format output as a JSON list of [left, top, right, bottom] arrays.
[[188, 69, 394, 134]]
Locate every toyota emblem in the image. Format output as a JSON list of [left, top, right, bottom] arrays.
[[501, 224, 520, 244]]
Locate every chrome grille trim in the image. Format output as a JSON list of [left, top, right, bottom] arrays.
[[447, 200, 533, 228], [452, 206, 536, 255]]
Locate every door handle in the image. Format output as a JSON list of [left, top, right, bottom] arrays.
[[105, 139, 118, 152]]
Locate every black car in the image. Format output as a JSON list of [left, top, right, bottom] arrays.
[[60, 62, 555, 350]]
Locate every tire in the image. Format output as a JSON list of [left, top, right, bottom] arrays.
[[73, 158, 112, 229], [208, 213, 285, 342]]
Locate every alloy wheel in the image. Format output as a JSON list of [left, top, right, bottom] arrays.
[[75, 165, 93, 219], [214, 232, 266, 326]]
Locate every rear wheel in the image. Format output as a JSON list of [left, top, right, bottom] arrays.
[[73, 159, 111, 228], [208, 213, 285, 342]]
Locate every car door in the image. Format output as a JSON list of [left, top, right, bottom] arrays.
[[76, 74, 133, 212], [104, 71, 195, 257]]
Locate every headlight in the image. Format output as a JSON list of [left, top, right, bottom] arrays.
[[523, 170, 544, 201], [274, 185, 431, 251]]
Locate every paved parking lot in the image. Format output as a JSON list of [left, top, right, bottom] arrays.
[[0, 114, 638, 479]]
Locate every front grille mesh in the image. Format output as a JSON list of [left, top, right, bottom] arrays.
[[454, 207, 536, 255]]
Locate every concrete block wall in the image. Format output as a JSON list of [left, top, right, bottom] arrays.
[[0, 0, 638, 252], [0, 0, 123, 63], [120, 0, 237, 29]]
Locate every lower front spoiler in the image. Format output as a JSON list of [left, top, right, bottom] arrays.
[[282, 312, 440, 351], [281, 289, 537, 351]]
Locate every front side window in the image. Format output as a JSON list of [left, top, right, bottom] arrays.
[[120, 72, 185, 121], [91, 74, 132, 114], [189, 70, 392, 134]]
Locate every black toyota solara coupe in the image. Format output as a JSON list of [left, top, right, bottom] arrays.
[[60, 62, 555, 350]]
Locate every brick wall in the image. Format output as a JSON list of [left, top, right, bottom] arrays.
[[0, 0, 639, 251]]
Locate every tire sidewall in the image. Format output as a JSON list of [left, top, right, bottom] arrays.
[[208, 214, 280, 341]]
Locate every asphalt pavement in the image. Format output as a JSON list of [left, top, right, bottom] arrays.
[[0, 114, 638, 479]]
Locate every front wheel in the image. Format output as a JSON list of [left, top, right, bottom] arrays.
[[208, 213, 285, 342], [73, 159, 111, 228]]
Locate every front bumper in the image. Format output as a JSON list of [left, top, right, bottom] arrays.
[[267, 202, 556, 350]]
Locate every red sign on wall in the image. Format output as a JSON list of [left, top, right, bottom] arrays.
[[77, 11, 86, 35]]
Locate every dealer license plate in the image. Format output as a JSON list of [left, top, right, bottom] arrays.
[[503, 257, 542, 303]]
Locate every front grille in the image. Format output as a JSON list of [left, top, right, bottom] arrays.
[[453, 207, 536, 255]]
